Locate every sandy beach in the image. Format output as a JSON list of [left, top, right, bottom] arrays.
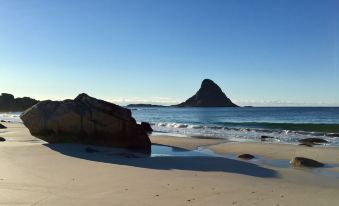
[[2, 0, 339, 205], [1, 122, 339, 206]]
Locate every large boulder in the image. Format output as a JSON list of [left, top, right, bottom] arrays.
[[14, 97, 40, 111], [20, 93, 151, 151], [175, 79, 238, 107]]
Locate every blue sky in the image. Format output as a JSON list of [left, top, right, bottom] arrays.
[[0, 0, 338, 106]]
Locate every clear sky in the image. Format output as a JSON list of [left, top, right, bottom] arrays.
[[0, 0, 338, 106]]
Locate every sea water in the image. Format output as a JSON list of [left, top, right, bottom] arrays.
[[130, 107, 339, 146], [0, 112, 21, 123], [1, 107, 339, 146]]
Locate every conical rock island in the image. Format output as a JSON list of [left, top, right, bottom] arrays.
[[176, 79, 238, 107]]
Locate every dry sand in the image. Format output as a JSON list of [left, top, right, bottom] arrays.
[[0, 122, 339, 205]]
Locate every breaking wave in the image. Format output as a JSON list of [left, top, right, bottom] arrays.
[[150, 121, 339, 146]]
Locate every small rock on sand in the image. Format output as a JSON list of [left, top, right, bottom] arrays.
[[298, 143, 313, 147], [0, 137, 5, 142], [0, 123, 6, 129], [290, 157, 324, 168], [238, 154, 255, 160]]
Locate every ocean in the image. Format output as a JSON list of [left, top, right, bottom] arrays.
[[2, 107, 339, 146], [131, 107, 339, 146]]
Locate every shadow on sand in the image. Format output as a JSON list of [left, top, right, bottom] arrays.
[[45, 143, 279, 178]]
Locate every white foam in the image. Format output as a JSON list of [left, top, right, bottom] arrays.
[[150, 121, 339, 146], [0, 112, 22, 123], [188, 125, 204, 129]]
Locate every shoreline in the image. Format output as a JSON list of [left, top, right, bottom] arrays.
[[151, 134, 339, 167], [2, 110, 339, 145], [151, 131, 339, 148]]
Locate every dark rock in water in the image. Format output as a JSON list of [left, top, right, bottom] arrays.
[[238, 154, 255, 160], [327, 133, 339, 137], [290, 157, 324, 168], [20, 93, 151, 151], [1, 120, 6, 122], [0, 93, 39, 112], [298, 138, 328, 144], [85, 147, 100, 153], [140, 122, 153, 132], [261, 135, 274, 141], [0, 123, 6, 129], [0, 137, 5, 142], [175, 79, 238, 107], [298, 143, 313, 147]]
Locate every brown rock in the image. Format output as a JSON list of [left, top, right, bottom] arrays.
[[298, 143, 313, 147], [20, 93, 151, 151], [290, 157, 324, 168], [238, 154, 255, 160], [0, 137, 5, 141]]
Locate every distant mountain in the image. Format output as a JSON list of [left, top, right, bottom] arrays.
[[126, 104, 167, 107], [0, 93, 39, 112], [175, 79, 238, 107]]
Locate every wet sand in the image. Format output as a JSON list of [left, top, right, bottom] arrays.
[[0, 122, 339, 205]]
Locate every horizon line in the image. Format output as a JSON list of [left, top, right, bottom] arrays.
[[2, 92, 339, 107]]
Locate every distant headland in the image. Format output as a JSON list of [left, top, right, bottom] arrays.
[[0, 93, 39, 112], [126, 104, 168, 108]]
